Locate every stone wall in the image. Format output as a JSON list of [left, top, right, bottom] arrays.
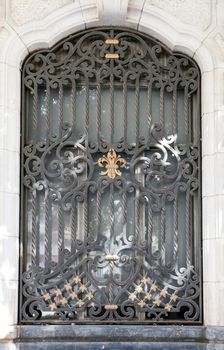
[[0, 0, 224, 343]]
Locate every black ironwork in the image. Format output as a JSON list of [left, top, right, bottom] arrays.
[[20, 28, 201, 323]]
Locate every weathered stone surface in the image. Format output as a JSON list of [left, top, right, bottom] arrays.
[[9, 0, 73, 25], [18, 325, 206, 341], [0, 344, 207, 350], [4, 325, 221, 349], [0, 0, 5, 25], [145, 0, 212, 30], [2, 325, 224, 349]]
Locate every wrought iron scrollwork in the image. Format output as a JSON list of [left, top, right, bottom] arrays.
[[21, 27, 201, 323], [22, 251, 200, 322]]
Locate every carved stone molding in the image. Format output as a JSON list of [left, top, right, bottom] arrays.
[[0, 0, 5, 26], [98, 0, 129, 24]]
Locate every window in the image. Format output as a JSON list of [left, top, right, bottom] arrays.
[[20, 28, 201, 323]]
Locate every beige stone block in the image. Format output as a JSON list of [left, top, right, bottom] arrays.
[[0, 150, 19, 194], [0, 279, 18, 327], [202, 155, 215, 197], [0, 192, 19, 238], [202, 110, 224, 156], [203, 239, 217, 282], [213, 154, 224, 196], [81, 1, 99, 27], [214, 69, 224, 110], [97, 0, 129, 26], [0, 324, 17, 340], [18, 4, 85, 52], [144, 0, 213, 31], [214, 111, 224, 153], [126, 0, 144, 27], [213, 239, 224, 282], [203, 238, 224, 284], [216, 0, 224, 27], [0, 106, 20, 153], [139, 7, 206, 60], [202, 34, 224, 70], [202, 153, 224, 197], [202, 112, 215, 156], [201, 71, 215, 115], [203, 281, 217, 325], [215, 282, 224, 325], [0, 236, 19, 281], [8, 0, 73, 26], [203, 196, 216, 240], [0, 63, 21, 111], [0, 25, 28, 67]]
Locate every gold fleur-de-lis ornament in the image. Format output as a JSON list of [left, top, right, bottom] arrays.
[[98, 149, 126, 179]]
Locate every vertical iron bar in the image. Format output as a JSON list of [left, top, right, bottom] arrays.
[[109, 183, 114, 246], [58, 83, 63, 137], [58, 200, 64, 262], [173, 194, 178, 266], [172, 84, 177, 135], [44, 191, 51, 266], [135, 77, 140, 143], [96, 81, 101, 144], [147, 199, 152, 255], [71, 201, 77, 251], [110, 74, 114, 144], [36, 192, 40, 266], [84, 191, 88, 243], [160, 196, 166, 265], [109, 262, 113, 304], [159, 83, 164, 129], [184, 85, 189, 139], [123, 77, 127, 145], [186, 189, 191, 266], [32, 84, 38, 140], [71, 79, 76, 134], [45, 85, 50, 139], [147, 81, 152, 136], [188, 97, 192, 142], [85, 80, 89, 137], [44, 83, 50, 267], [95, 190, 101, 243], [121, 190, 127, 239], [134, 196, 140, 245], [31, 189, 37, 265]]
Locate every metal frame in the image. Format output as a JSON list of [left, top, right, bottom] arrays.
[[20, 27, 202, 324]]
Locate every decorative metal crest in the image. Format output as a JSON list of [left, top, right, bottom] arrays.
[[98, 149, 126, 179]]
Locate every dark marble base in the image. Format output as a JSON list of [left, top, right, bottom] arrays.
[[13, 342, 208, 350], [1, 325, 224, 350]]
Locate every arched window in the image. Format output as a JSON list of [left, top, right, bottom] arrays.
[[21, 27, 201, 323]]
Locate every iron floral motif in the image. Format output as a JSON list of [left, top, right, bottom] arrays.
[[98, 149, 126, 179]]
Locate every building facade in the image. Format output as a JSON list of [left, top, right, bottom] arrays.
[[0, 0, 224, 348]]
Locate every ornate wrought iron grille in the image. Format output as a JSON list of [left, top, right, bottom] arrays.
[[20, 28, 201, 324]]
